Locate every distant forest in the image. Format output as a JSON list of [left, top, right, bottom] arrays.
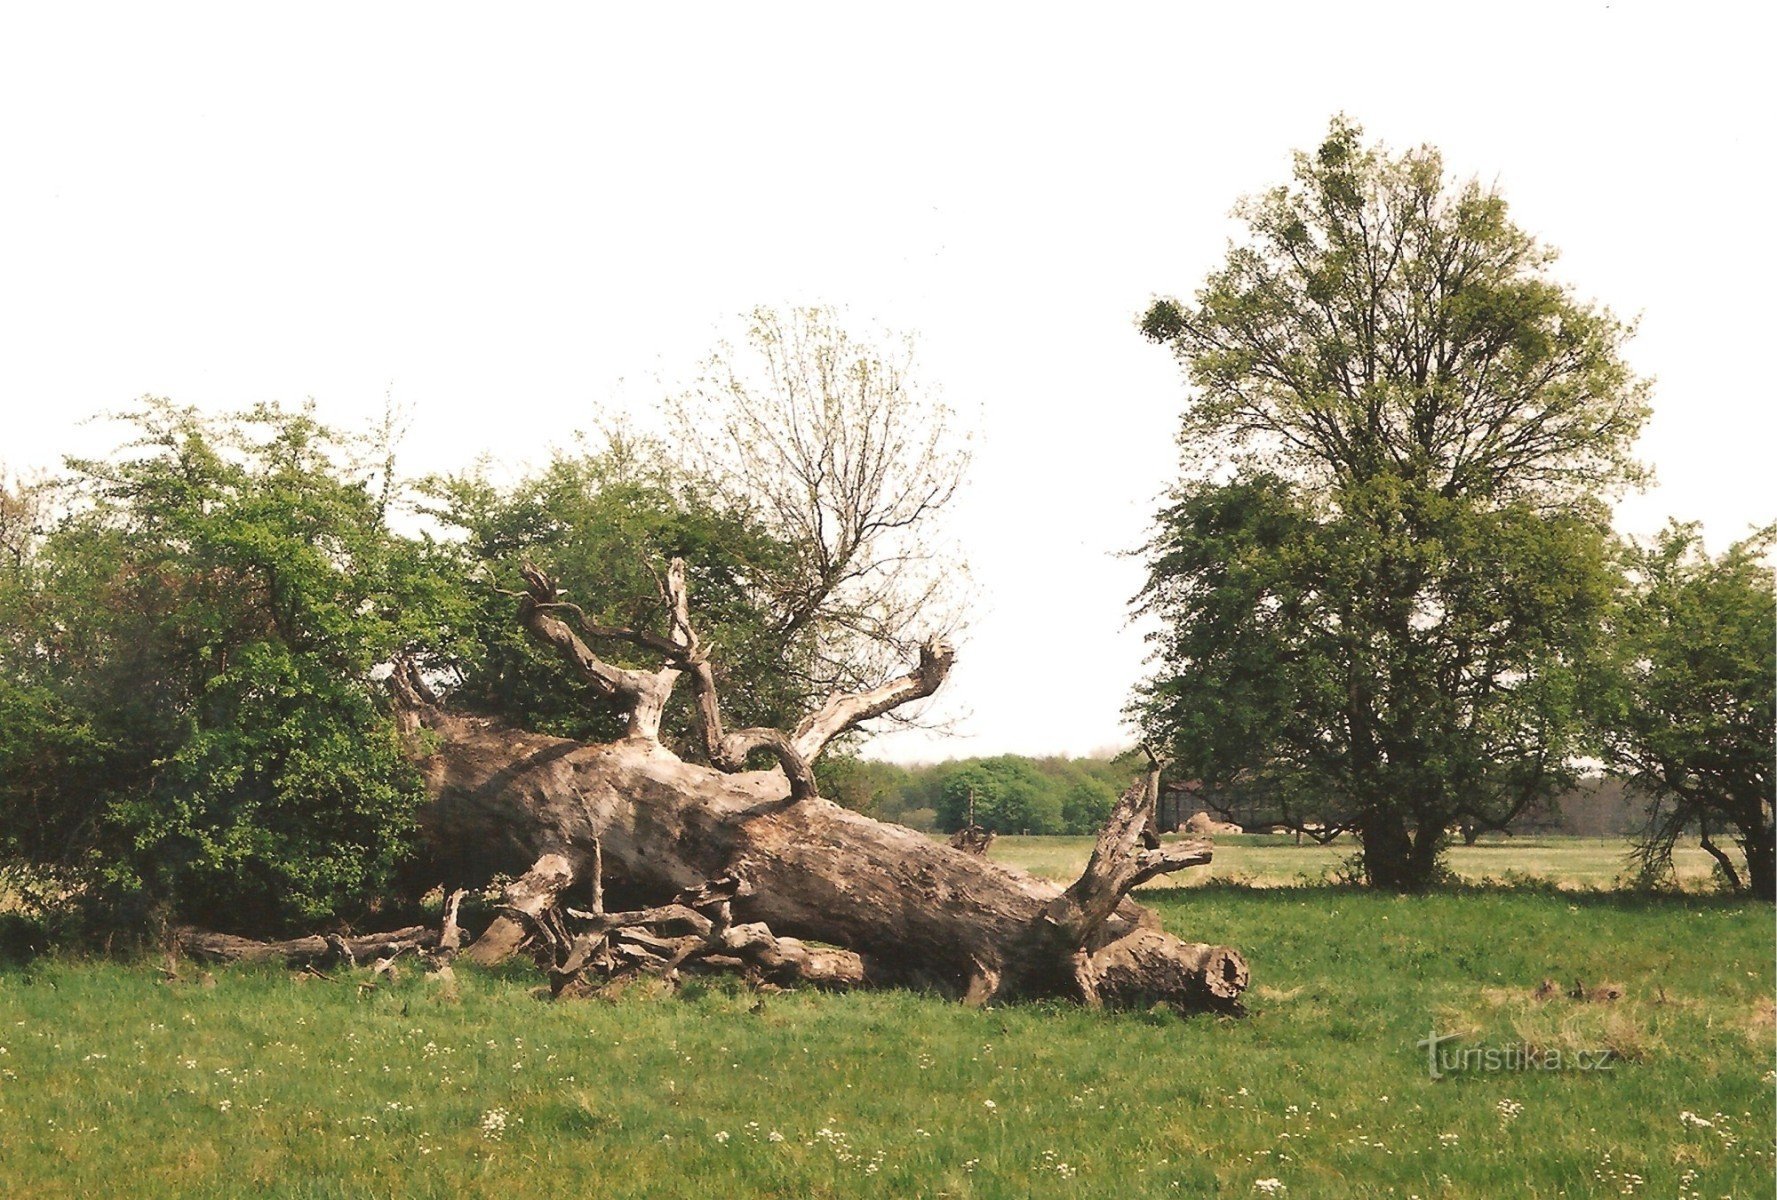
[[813, 754, 1142, 836], [820, 755, 1650, 840]]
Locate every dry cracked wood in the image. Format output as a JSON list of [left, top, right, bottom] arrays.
[[230, 556, 1248, 1014], [175, 925, 438, 966], [401, 559, 1248, 1012]]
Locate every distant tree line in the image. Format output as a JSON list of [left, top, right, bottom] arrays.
[[1185, 775, 1666, 842], [815, 753, 1137, 836]]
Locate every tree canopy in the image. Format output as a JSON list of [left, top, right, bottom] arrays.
[[1599, 523, 1775, 900], [1134, 118, 1649, 890], [421, 435, 806, 751], [0, 401, 462, 931], [1139, 118, 1647, 502], [0, 310, 972, 934]]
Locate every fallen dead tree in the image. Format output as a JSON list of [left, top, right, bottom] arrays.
[[181, 558, 1249, 1014], [175, 925, 439, 967]]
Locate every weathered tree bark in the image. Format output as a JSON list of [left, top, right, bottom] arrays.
[[390, 559, 1250, 1014], [1742, 826, 1775, 904], [175, 925, 438, 966]]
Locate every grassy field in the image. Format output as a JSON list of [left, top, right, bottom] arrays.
[[0, 845, 1770, 1198], [990, 833, 1726, 891]]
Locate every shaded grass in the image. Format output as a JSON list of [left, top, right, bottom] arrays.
[[0, 886, 1770, 1198]]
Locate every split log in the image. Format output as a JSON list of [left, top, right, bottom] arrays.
[[438, 888, 468, 953], [388, 558, 1248, 1013], [175, 925, 437, 966], [463, 853, 575, 966]]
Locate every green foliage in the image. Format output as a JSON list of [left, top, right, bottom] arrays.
[[421, 434, 806, 750], [0, 377, 957, 935], [0, 401, 462, 932], [1598, 524, 1776, 900], [1135, 117, 1648, 891], [1057, 776, 1118, 835], [937, 757, 1063, 835], [812, 756, 929, 829], [853, 754, 1131, 836], [813, 752, 1123, 836], [1136, 473, 1616, 882]]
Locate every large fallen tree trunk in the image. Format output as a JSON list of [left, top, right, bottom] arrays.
[[383, 559, 1249, 1014]]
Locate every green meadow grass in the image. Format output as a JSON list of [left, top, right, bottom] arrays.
[[0, 859, 1770, 1197], [992, 833, 1725, 890]]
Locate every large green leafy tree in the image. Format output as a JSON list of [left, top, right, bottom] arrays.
[[936, 757, 1063, 836], [1133, 118, 1648, 890], [0, 401, 465, 932], [1600, 524, 1775, 900]]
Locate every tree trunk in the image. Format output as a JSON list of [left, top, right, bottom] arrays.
[[407, 708, 1247, 1012], [1736, 818, 1775, 904], [1360, 812, 1443, 893], [378, 559, 1250, 1014], [1359, 812, 1413, 891]]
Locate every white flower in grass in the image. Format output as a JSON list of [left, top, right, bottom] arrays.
[[479, 1107, 509, 1140], [1255, 1179, 1286, 1194], [982, 1099, 996, 1110]]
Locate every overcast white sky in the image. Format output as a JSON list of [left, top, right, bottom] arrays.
[[2, 3, 1771, 762]]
